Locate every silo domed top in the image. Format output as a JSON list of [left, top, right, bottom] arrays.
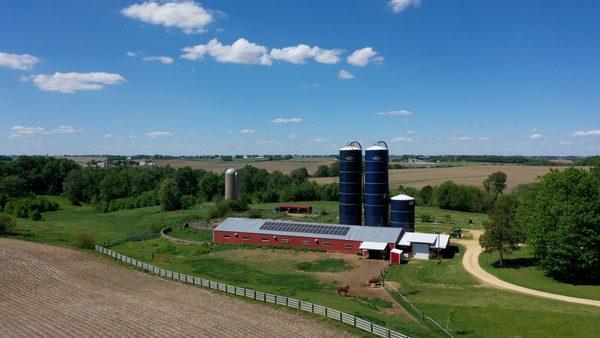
[[340, 145, 361, 151], [366, 145, 388, 151], [225, 168, 237, 174], [391, 194, 415, 201]]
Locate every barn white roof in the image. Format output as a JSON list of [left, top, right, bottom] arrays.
[[391, 194, 415, 201], [398, 232, 450, 249], [215, 218, 403, 244]]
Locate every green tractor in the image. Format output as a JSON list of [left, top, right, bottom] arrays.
[[450, 225, 462, 238]]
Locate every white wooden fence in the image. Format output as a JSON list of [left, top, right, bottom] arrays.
[[95, 245, 410, 338]]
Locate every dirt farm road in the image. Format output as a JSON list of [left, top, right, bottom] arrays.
[[0, 238, 352, 337], [456, 231, 600, 308]]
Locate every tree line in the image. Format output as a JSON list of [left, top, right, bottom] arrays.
[[0, 156, 338, 216], [478, 166, 599, 284]]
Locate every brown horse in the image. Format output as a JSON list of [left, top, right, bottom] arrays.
[[337, 284, 350, 296], [368, 277, 381, 287]]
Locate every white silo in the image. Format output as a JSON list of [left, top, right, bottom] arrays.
[[224, 168, 238, 200]]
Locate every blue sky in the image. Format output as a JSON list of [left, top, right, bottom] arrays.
[[1, 0, 599, 156]]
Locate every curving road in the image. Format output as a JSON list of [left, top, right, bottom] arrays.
[[456, 230, 600, 308]]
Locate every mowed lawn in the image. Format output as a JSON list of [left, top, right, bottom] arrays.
[[480, 248, 600, 301], [10, 196, 212, 246], [386, 246, 600, 337], [167, 227, 213, 242]]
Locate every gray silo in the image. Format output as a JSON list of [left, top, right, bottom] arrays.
[[339, 142, 363, 225], [224, 168, 238, 200], [391, 194, 415, 231], [364, 141, 389, 227]]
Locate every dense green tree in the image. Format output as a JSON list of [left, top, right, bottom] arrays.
[[0, 212, 16, 234], [290, 167, 309, 183], [175, 167, 200, 196], [419, 185, 434, 205], [197, 172, 224, 201], [314, 165, 331, 177], [480, 195, 522, 266], [329, 161, 340, 177], [516, 167, 600, 282], [158, 178, 181, 211], [0, 175, 28, 198], [483, 171, 508, 197], [435, 180, 484, 212]]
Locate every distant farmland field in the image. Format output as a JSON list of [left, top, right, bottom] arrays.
[[312, 164, 583, 191], [153, 157, 336, 174]]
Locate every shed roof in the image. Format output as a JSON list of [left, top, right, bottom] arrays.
[[215, 217, 403, 243], [398, 232, 450, 249], [391, 194, 415, 201]]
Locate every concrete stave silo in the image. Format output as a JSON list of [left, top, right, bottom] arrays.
[[364, 141, 389, 227], [390, 194, 415, 231], [339, 142, 363, 225], [224, 168, 238, 201]]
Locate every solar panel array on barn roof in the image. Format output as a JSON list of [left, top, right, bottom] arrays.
[[215, 217, 403, 243]]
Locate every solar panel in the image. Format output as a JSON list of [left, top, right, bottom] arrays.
[[260, 221, 350, 236]]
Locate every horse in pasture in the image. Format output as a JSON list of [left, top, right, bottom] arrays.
[[337, 284, 350, 296]]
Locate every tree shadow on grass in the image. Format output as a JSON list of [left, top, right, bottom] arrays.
[[492, 257, 538, 269]]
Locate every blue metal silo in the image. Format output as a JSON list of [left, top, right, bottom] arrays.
[[339, 142, 363, 225], [391, 194, 415, 231], [364, 141, 389, 227]]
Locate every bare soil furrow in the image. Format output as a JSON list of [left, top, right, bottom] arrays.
[[0, 238, 352, 337]]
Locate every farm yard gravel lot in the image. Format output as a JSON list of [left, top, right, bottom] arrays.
[[0, 238, 352, 337], [313, 164, 581, 191]]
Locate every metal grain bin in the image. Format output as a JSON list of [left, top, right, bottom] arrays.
[[339, 142, 363, 225], [364, 141, 389, 227], [224, 168, 238, 200], [390, 194, 415, 231]]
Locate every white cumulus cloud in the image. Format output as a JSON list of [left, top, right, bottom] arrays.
[[126, 51, 137, 57], [406, 130, 416, 134], [392, 136, 413, 142], [9, 125, 46, 138], [240, 129, 255, 134], [530, 134, 542, 139], [0, 52, 40, 70], [142, 56, 174, 64], [377, 110, 412, 116], [145, 131, 174, 138], [388, 0, 421, 13], [181, 38, 272, 65], [338, 69, 354, 80], [270, 118, 302, 124], [571, 129, 600, 137], [104, 134, 113, 138], [121, 1, 214, 34], [270, 44, 342, 64], [288, 133, 297, 140], [347, 47, 383, 66], [24, 72, 125, 93], [52, 125, 83, 134]]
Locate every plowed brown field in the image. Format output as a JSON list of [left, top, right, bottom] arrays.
[[0, 238, 352, 337]]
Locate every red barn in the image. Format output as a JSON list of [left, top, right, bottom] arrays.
[[213, 217, 403, 256]]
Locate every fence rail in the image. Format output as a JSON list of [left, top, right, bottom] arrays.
[[95, 245, 410, 338]]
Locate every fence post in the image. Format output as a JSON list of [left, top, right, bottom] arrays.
[[312, 303, 314, 313], [325, 307, 328, 317], [370, 323, 373, 334]]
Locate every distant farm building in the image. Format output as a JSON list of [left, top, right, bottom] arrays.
[[273, 204, 313, 214], [213, 218, 402, 256]]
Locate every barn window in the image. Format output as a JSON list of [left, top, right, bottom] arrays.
[[344, 244, 353, 249], [281, 239, 290, 244], [261, 237, 269, 242], [324, 242, 332, 247], [223, 235, 231, 239], [242, 236, 250, 241], [301, 240, 310, 246]]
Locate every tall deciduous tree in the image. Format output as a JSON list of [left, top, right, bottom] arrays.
[[516, 167, 600, 282], [0, 212, 16, 234], [158, 178, 181, 211], [480, 194, 522, 266], [483, 171, 508, 197]]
